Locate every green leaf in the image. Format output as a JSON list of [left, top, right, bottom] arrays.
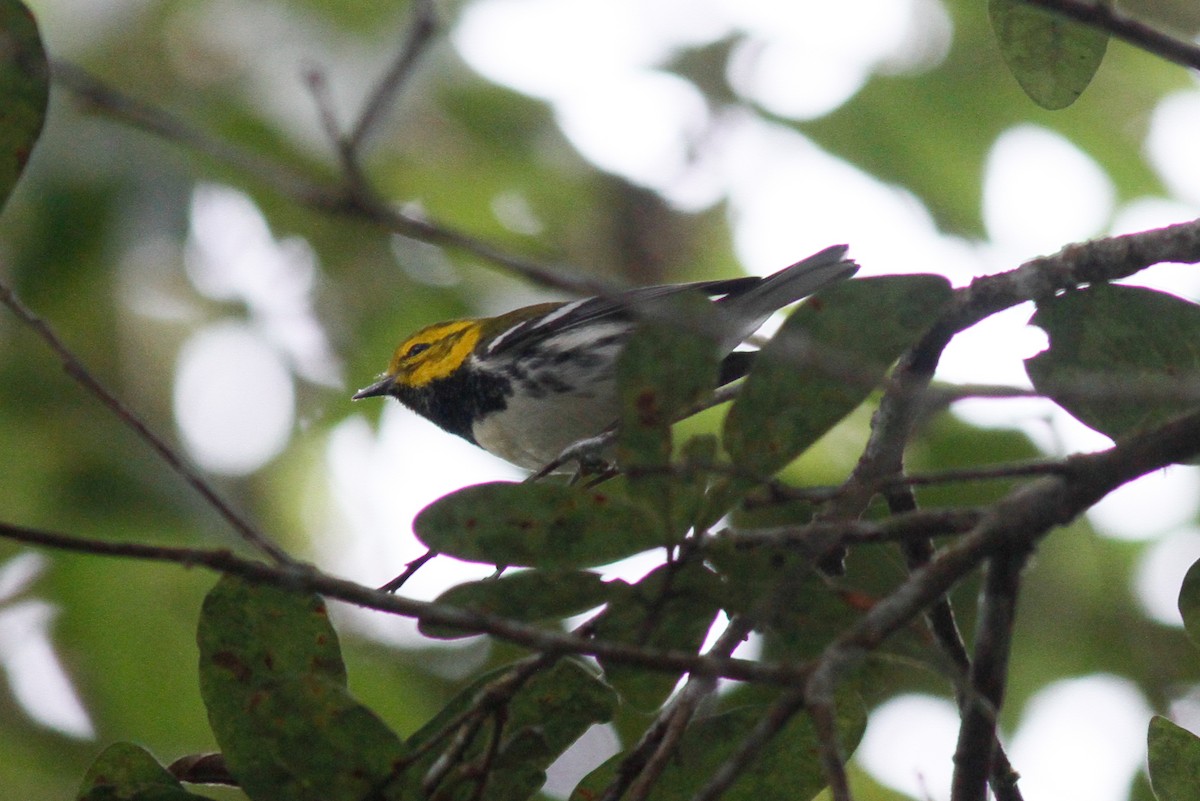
[[414, 481, 663, 568], [1178, 558, 1200, 649], [724, 275, 952, 477], [226, 674, 407, 801], [403, 658, 617, 801], [78, 742, 209, 801], [499, 659, 617, 776], [678, 434, 724, 530], [707, 543, 853, 661], [1148, 716, 1200, 801], [591, 561, 722, 709], [0, 0, 47, 211], [616, 296, 721, 466], [197, 577, 406, 801], [572, 695, 867, 801], [616, 295, 721, 526], [798, 7, 1176, 238], [1026, 285, 1200, 440], [419, 570, 612, 639], [989, 0, 1108, 109], [197, 575, 346, 688]]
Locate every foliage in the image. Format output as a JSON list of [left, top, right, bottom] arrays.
[[988, 0, 1109, 110], [1, 2, 1200, 801]]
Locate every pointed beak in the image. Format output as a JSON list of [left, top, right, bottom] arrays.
[[352, 375, 395, 400]]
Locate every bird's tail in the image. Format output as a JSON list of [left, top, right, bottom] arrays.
[[717, 244, 858, 348]]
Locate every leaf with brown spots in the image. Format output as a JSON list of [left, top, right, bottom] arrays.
[[197, 577, 407, 801], [415, 481, 662, 568], [616, 293, 721, 529]]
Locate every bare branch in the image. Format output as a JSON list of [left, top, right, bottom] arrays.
[[806, 688, 852, 801], [347, 0, 439, 151], [818, 217, 1200, 564], [50, 61, 333, 207], [51, 60, 611, 298], [722, 507, 985, 555], [885, 489, 1025, 801], [690, 690, 808, 801], [0, 279, 293, 565], [950, 548, 1027, 801], [1019, 0, 1200, 72], [607, 616, 755, 801], [805, 402, 1200, 793], [379, 548, 438, 592], [0, 518, 811, 686]]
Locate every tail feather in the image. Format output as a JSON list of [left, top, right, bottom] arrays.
[[717, 244, 858, 348]]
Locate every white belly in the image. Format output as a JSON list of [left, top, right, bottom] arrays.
[[472, 381, 617, 471]]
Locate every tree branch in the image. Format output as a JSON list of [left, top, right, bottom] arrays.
[[0, 518, 808, 686], [1019, 0, 1200, 72], [50, 61, 613, 299], [347, 0, 439, 152], [950, 548, 1028, 801], [0, 279, 292, 566], [802, 401, 1200, 795], [836, 218, 1200, 525], [886, 486, 1025, 801], [603, 615, 755, 801], [690, 689, 808, 801]]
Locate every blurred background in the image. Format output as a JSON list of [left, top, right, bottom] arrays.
[[3, 0, 1200, 799]]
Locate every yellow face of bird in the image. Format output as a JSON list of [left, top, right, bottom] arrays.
[[385, 320, 481, 388]]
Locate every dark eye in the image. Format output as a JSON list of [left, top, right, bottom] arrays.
[[404, 342, 432, 359]]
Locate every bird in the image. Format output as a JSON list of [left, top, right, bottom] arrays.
[[353, 244, 857, 471]]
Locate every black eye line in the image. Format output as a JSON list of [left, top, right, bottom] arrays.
[[405, 342, 432, 359]]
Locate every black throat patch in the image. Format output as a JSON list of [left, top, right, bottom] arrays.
[[393, 364, 511, 445]]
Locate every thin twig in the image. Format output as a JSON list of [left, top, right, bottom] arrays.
[[1019, 0, 1200, 72], [0, 517, 810, 684], [886, 487, 1025, 801], [50, 61, 333, 207], [347, 0, 439, 151], [304, 65, 347, 162], [50, 61, 606, 298], [807, 685, 852, 801], [0, 280, 293, 565], [756, 458, 1073, 510], [803, 402, 1200, 792], [407, 650, 557, 784], [379, 548, 438, 592], [466, 708, 506, 801], [720, 507, 985, 556], [424, 710, 491, 796], [894, 459, 1070, 488], [950, 548, 1028, 801], [609, 616, 755, 801], [690, 689, 808, 801], [929, 375, 1200, 406], [303, 61, 378, 206]]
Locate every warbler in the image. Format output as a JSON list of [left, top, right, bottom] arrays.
[[354, 245, 857, 471]]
